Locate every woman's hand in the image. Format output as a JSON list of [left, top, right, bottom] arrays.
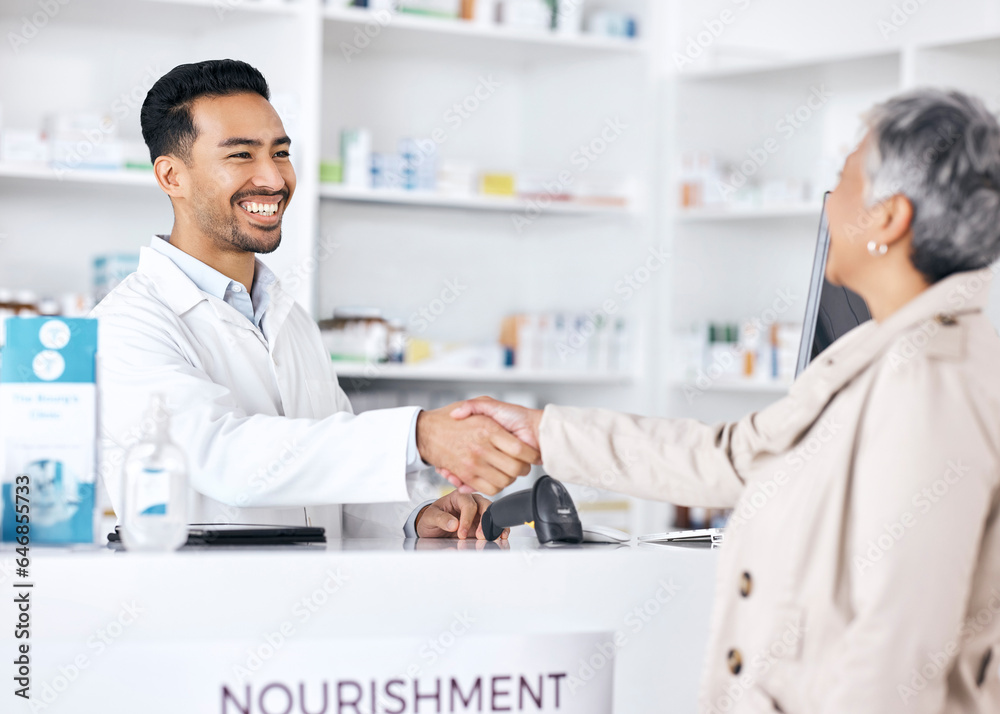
[[437, 397, 544, 494]]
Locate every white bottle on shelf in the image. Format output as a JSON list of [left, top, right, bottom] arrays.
[[120, 394, 189, 552]]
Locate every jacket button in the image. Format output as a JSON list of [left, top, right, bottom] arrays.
[[727, 648, 743, 675], [739, 571, 752, 597]]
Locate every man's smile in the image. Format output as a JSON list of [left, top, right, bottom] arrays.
[[235, 194, 284, 223]]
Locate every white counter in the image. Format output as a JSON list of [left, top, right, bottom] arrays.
[[0, 538, 718, 714]]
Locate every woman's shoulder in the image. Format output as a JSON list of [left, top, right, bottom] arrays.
[[872, 313, 1000, 432]]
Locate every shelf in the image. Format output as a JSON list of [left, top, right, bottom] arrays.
[[670, 378, 791, 395], [333, 362, 633, 385], [322, 7, 646, 63], [0, 164, 157, 188], [0, 0, 304, 31], [320, 184, 632, 215], [675, 47, 901, 81], [677, 203, 822, 222]]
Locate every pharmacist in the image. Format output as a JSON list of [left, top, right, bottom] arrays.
[[92, 60, 539, 539]]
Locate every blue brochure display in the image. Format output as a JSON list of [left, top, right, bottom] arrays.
[[1, 317, 98, 543]]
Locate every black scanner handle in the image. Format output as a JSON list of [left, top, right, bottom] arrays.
[[480, 476, 583, 544], [481, 489, 532, 541]]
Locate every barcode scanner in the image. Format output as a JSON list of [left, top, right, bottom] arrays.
[[481, 476, 583, 544]]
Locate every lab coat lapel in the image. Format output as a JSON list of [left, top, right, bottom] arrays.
[[135, 247, 207, 317]]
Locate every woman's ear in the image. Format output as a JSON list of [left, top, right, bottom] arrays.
[[879, 193, 914, 247], [153, 155, 185, 199]]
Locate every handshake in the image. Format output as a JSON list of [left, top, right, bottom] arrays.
[[415, 396, 544, 496]]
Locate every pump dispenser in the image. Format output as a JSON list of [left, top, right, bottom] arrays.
[[120, 394, 188, 551]]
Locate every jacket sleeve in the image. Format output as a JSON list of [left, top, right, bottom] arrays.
[[817, 358, 996, 713], [96, 309, 414, 515], [537, 400, 791, 508]]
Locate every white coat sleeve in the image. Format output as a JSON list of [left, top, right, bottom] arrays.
[[818, 358, 996, 713], [329, 357, 438, 537], [96, 309, 414, 513]]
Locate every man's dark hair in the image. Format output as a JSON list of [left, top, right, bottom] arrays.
[[140, 59, 270, 163]]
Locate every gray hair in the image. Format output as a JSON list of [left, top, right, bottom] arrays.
[[863, 88, 1000, 283]]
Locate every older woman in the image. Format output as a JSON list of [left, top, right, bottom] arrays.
[[446, 89, 1000, 713]]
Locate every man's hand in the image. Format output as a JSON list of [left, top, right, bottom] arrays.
[[440, 397, 544, 494], [414, 490, 510, 540], [416, 403, 541, 496]]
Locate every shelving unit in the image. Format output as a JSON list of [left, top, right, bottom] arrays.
[[314, 0, 658, 419], [658, 0, 1000, 427], [0, 0, 660, 530]]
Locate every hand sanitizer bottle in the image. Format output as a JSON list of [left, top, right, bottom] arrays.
[[120, 394, 188, 552]]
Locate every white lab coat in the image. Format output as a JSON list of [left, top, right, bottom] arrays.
[[92, 246, 428, 538]]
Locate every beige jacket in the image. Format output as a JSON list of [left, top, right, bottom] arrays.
[[541, 269, 1000, 714]]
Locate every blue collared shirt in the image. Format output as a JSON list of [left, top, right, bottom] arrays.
[[150, 235, 273, 329]]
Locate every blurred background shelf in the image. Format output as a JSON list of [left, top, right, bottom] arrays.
[[669, 378, 792, 395], [0, 164, 157, 187], [319, 184, 632, 214], [676, 203, 822, 222], [322, 5, 647, 62], [333, 362, 634, 385]]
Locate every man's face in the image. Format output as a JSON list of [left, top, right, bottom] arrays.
[[182, 92, 295, 254]]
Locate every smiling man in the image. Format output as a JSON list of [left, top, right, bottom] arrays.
[[92, 60, 537, 540]]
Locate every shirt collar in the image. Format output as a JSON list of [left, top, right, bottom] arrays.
[[150, 235, 239, 301], [143, 235, 286, 331]]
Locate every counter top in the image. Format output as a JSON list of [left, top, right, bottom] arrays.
[[1, 539, 719, 713]]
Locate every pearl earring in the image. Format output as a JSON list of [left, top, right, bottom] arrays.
[[867, 241, 888, 256]]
